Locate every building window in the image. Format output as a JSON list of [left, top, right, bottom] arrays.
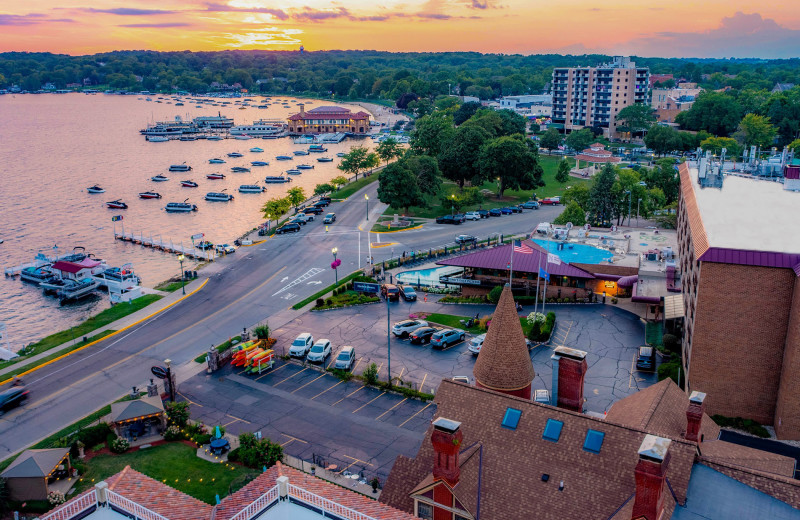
[[502, 408, 522, 430], [583, 429, 605, 453], [543, 419, 564, 442], [417, 502, 433, 520]]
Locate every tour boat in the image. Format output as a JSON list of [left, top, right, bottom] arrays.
[[106, 200, 128, 209], [227, 152, 244, 158], [296, 164, 314, 170], [181, 180, 199, 188], [165, 201, 198, 212], [317, 157, 334, 162], [151, 174, 169, 182], [168, 164, 192, 172], [308, 145, 327, 153], [205, 192, 234, 202], [238, 185, 266, 193], [209, 158, 226, 164], [250, 147, 264, 153], [264, 176, 291, 183], [230, 120, 286, 137], [231, 166, 251, 173], [276, 155, 292, 161], [251, 161, 269, 166], [207, 173, 226, 180], [87, 185, 105, 193], [138, 192, 162, 199], [293, 150, 310, 156], [286, 169, 302, 175]]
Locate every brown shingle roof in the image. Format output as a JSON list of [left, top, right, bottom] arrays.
[[106, 466, 213, 520], [380, 380, 699, 519], [472, 285, 535, 392], [699, 440, 797, 478]]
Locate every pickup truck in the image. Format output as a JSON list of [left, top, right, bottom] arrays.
[[539, 197, 561, 205]]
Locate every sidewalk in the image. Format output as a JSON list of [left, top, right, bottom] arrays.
[[0, 278, 208, 381]]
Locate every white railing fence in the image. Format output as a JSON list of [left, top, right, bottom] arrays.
[[39, 492, 98, 520], [107, 490, 170, 520], [227, 484, 280, 520], [287, 484, 376, 520]]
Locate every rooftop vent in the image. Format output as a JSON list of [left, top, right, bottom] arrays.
[[433, 417, 461, 434]]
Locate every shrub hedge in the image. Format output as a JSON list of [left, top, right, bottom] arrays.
[[528, 312, 556, 342]]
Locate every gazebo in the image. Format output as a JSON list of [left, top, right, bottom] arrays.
[[109, 395, 167, 441], [573, 143, 621, 177], [1, 448, 72, 501]]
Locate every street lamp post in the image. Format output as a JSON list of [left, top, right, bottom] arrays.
[[177, 254, 185, 295], [636, 198, 642, 226], [332, 247, 339, 285], [365, 194, 369, 221], [266, 214, 271, 232], [451, 194, 455, 215], [625, 190, 632, 227]]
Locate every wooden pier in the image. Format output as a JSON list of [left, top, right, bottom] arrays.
[[113, 231, 215, 261]]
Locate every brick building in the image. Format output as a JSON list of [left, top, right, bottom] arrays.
[[677, 161, 800, 439], [287, 105, 371, 135]]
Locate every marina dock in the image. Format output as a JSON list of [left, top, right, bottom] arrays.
[[113, 231, 216, 260]]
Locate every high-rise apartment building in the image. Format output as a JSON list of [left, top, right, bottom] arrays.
[[552, 56, 650, 137]]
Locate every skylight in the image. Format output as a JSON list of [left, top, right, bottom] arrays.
[[543, 419, 564, 442], [501, 408, 522, 430], [583, 429, 605, 453]]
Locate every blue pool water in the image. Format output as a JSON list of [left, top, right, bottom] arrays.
[[534, 240, 613, 264], [396, 266, 463, 287]]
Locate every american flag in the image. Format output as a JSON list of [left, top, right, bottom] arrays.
[[513, 239, 533, 254]]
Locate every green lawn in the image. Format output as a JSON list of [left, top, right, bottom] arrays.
[[425, 312, 533, 336], [2, 330, 117, 381], [74, 443, 253, 504], [154, 280, 191, 292], [292, 270, 365, 310], [334, 172, 380, 200]]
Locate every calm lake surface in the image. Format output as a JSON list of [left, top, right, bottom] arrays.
[[0, 93, 373, 348]]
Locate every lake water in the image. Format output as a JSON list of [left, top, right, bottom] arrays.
[[0, 93, 374, 348]]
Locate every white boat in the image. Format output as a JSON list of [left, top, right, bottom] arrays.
[[230, 119, 287, 137], [227, 152, 244, 158], [234, 135, 252, 140], [20, 265, 56, 285], [209, 158, 226, 164], [239, 184, 266, 193], [207, 136, 223, 141], [151, 175, 169, 182], [296, 164, 314, 170], [205, 192, 234, 201], [286, 169, 302, 175], [264, 176, 291, 183], [57, 278, 100, 303], [250, 147, 264, 153], [147, 136, 169, 142], [86, 185, 105, 193], [193, 113, 234, 129], [294, 150, 310, 156], [165, 201, 198, 212], [169, 164, 192, 172], [140, 117, 199, 136], [94, 264, 140, 292]]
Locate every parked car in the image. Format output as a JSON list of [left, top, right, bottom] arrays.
[[288, 333, 314, 358], [392, 319, 429, 338], [409, 326, 439, 344], [521, 200, 540, 209], [317, 196, 332, 206], [488, 208, 503, 217], [452, 213, 466, 223], [0, 386, 28, 416], [636, 346, 656, 371], [455, 234, 477, 245], [289, 215, 309, 226], [539, 197, 561, 205], [477, 209, 490, 219], [257, 227, 269, 236], [276, 223, 301, 234], [215, 243, 236, 254], [306, 339, 332, 363], [381, 284, 400, 301], [470, 333, 533, 354], [334, 346, 355, 371], [430, 328, 466, 349], [435, 215, 462, 225], [500, 207, 513, 215], [323, 213, 336, 224], [303, 206, 324, 215], [399, 285, 417, 301], [510, 205, 523, 213], [464, 211, 481, 221]]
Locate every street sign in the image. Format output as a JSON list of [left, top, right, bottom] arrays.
[[151, 366, 168, 379], [354, 282, 380, 293], [191, 233, 204, 240]]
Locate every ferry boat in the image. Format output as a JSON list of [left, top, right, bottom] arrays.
[[87, 185, 105, 194], [294, 150, 310, 156], [140, 117, 199, 137], [207, 173, 226, 180], [169, 164, 192, 172], [286, 169, 302, 175], [317, 157, 334, 162], [308, 145, 327, 153], [296, 164, 314, 170], [250, 147, 264, 153], [264, 176, 291, 183], [238, 184, 266, 193], [205, 191, 234, 202], [151, 175, 169, 182], [209, 158, 226, 164], [276, 155, 292, 161], [227, 152, 244, 158], [138, 192, 162, 199], [193, 113, 234, 129], [231, 166, 251, 173], [106, 200, 128, 209], [165, 201, 198, 212], [230, 120, 287, 137], [251, 161, 269, 166]]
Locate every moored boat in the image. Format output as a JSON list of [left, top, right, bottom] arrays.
[[20, 265, 56, 285], [227, 152, 244, 158], [251, 161, 269, 166], [264, 176, 291, 183], [308, 145, 327, 152], [286, 169, 302, 175], [87, 185, 105, 194], [151, 174, 169, 182], [276, 155, 292, 161], [138, 192, 162, 199], [231, 166, 251, 173], [250, 147, 264, 153], [181, 180, 199, 188], [106, 200, 128, 209], [336, 152, 346, 157], [296, 164, 314, 170], [293, 150, 310, 156], [146, 136, 169, 142], [168, 164, 192, 172], [205, 191, 234, 202], [207, 173, 226, 180], [164, 201, 198, 212], [238, 184, 266, 193], [209, 158, 226, 164], [317, 157, 334, 162]]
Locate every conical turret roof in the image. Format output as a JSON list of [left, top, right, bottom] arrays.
[[473, 284, 535, 392]]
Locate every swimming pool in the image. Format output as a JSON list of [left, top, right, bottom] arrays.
[[534, 239, 613, 264], [395, 266, 463, 287]]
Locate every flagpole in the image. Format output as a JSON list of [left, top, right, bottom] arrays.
[[509, 240, 515, 285], [542, 256, 550, 315], [534, 251, 542, 313]]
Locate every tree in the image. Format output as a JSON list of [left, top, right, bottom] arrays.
[[588, 164, 617, 225], [495, 109, 527, 136], [406, 98, 433, 117], [410, 113, 455, 157], [261, 197, 291, 226], [555, 159, 571, 183], [338, 147, 378, 180], [539, 128, 563, 151], [789, 138, 800, 153], [700, 136, 742, 158], [461, 109, 504, 137], [553, 201, 586, 226], [615, 104, 656, 138], [565, 128, 594, 152], [453, 101, 482, 125], [376, 137, 402, 165], [643, 159, 680, 204], [330, 176, 348, 189], [562, 183, 590, 209], [287, 187, 306, 210], [674, 91, 743, 136], [314, 183, 334, 196], [644, 125, 681, 156], [377, 162, 424, 214], [733, 113, 777, 148], [405, 155, 442, 196], [478, 136, 543, 198], [438, 124, 493, 189]]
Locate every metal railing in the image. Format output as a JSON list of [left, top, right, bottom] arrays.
[[228, 484, 280, 520], [39, 492, 97, 520], [288, 484, 376, 520], [107, 490, 170, 520]]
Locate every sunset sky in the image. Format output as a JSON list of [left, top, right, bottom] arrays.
[[1, 0, 799, 58]]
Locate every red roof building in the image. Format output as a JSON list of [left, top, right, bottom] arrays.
[[287, 104, 371, 135], [575, 143, 621, 164]]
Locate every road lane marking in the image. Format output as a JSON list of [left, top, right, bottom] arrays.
[[337, 455, 374, 474], [254, 362, 290, 380], [311, 380, 343, 400], [419, 373, 428, 390], [351, 358, 362, 373], [375, 398, 408, 420], [177, 392, 203, 408], [629, 353, 637, 389], [273, 367, 309, 387], [397, 367, 405, 380], [398, 402, 434, 428], [331, 385, 365, 406], [352, 392, 386, 413], [226, 414, 251, 425], [291, 372, 328, 394], [272, 268, 324, 296], [280, 434, 308, 447]]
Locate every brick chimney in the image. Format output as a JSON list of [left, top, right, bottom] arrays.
[[431, 417, 463, 486], [299, 103, 305, 117], [685, 391, 706, 444], [551, 346, 588, 411], [631, 435, 672, 520]]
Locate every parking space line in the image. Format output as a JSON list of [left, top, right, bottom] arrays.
[[398, 402, 434, 428], [311, 380, 343, 400], [375, 398, 408, 420], [629, 353, 636, 389], [337, 455, 374, 474], [420, 373, 428, 390], [351, 357, 363, 373], [331, 385, 365, 406], [397, 367, 405, 380], [254, 362, 291, 380], [291, 372, 329, 394], [177, 392, 203, 408], [225, 414, 251, 425], [272, 367, 309, 387], [280, 434, 309, 447], [439, 339, 465, 351], [352, 392, 386, 413]]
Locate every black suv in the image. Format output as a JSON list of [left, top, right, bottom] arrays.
[[276, 222, 301, 234], [435, 215, 462, 225], [0, 387, 28, 416], [316, 197, 331, 206], [399, 285, 417, 301], [409, 326, 439, 344], [477, 209, 489, 219], [303, 206, 324, 215]]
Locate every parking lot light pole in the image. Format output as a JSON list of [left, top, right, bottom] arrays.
[[365, 194, 369, 221], [387, 296, 391, 387], [332, 247, 339, 285], [177, 254, 185, 295], [451, 194, 455, 215]]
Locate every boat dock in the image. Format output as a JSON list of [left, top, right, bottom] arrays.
[[113, 231, 216, 260]]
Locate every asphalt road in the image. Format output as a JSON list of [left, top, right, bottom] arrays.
[[0, 181, 559, 459]]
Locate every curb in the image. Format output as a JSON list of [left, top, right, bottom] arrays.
[[370, 242, 396, 249], [310, 301, 380, 312], [370, 224, 423, 234], [0, 279, 209, 386]]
